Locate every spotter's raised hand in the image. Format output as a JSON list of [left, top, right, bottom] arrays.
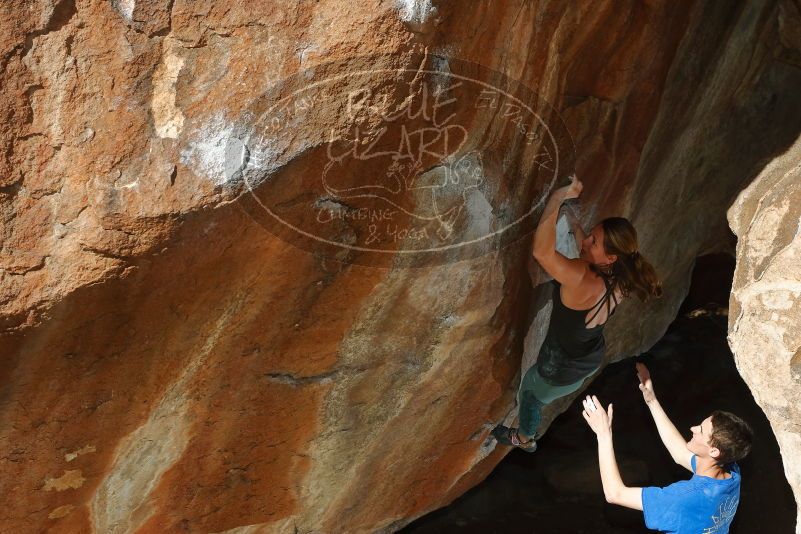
[[581, 394, 613, 438], [636, 362, 657, 404]]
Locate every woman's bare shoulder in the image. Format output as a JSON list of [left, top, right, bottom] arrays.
[[561, 263, 605, 301], [581, 266, 609, 292]]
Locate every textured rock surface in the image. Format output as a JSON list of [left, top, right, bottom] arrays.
[[728, 133, 801, 533], [0, 0, 800, 532]]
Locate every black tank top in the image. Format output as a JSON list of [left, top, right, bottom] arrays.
[[536, 275, 618, 385]]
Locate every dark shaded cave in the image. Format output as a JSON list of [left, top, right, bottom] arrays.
[[404, 253, 796, 533]]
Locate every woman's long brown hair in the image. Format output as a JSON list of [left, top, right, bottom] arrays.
[[600, 217, 663, 302]]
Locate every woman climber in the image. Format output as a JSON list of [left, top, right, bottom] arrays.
[[492, 176, 662, 452]]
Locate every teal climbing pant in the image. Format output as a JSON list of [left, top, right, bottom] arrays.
[[518, 359, 599, 437]]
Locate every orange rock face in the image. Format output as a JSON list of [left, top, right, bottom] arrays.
[[2, 1, 800, 532]]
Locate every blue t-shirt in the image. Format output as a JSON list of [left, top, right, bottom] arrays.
[[641, 455, 741, 533]]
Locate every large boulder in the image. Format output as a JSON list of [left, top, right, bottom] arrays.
[[0, 1, 799, 532], [728, 133, 801, 533]]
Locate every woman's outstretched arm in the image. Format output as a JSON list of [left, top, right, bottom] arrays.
[[562, 199, 587, 251], [532, 176, 587, 287]]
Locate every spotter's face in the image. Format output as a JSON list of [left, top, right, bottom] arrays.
[[687, 416, 719, 460]]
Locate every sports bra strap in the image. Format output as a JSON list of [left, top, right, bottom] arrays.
[[584, 276, 617, 327]]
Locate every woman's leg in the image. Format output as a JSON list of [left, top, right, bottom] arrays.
[[518, 363, 597, 439], [518, 364, 546, 438]]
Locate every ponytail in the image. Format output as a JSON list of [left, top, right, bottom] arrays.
[[600, 218, 663, 302]]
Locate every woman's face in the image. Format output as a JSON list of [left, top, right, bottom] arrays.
[[580, 225, 618, 267]]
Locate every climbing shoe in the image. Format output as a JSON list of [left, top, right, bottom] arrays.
[[491, 424, 538, 453]]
